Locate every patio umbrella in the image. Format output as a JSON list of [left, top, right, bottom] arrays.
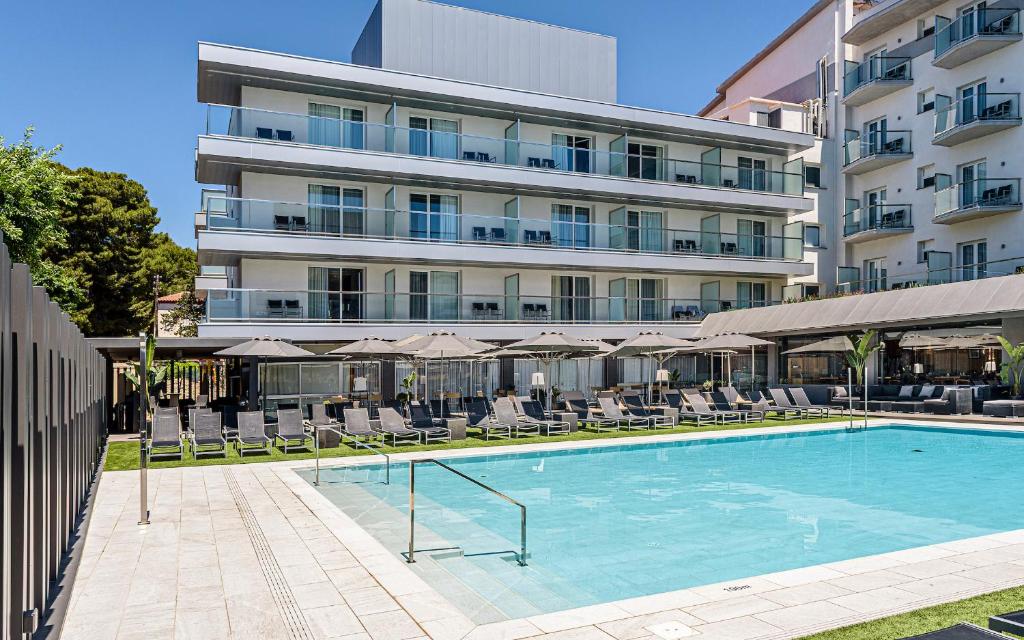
[[693, 333, 773, 392], [898, 334, 949, 349], [213, 336, 316, 411], [397, 331, 494, 405], [605, 332, 694, 403], [327, 337, 398, 405], [502, 332, 599, 412], [782, 335, 856, 426]]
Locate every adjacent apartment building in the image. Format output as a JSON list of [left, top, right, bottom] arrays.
[[193, 0, 818, 346], [703, 0, 1023, 296]]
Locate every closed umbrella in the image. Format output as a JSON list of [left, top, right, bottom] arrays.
[[214, 336, 316, 411], [502, 332, 599, 412], [605, 332, 694, 404], [397, 331, 494, 406]]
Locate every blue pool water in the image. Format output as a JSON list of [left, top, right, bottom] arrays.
[[303, 426, 1024, 618]]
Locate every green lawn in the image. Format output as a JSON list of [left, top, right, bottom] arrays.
[[105, 416, 849, 471], [797, 585, 1024, 640]]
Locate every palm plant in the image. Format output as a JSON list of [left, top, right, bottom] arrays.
[[846, 330, 882, 428], [123, 334, 167, 392], [997, 336, 1024, 397]]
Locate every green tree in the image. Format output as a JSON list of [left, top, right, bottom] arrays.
[[997, 336, 1024, 397], [846, 330, 881, 385], [0, 128, 82, 308]]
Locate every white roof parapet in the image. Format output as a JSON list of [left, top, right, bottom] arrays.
[[697, 274, 1024, 337]]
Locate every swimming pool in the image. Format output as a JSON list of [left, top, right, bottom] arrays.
[[301, 425, 1024, 622]]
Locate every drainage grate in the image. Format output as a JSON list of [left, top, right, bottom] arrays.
[[224, 468, 316, 640]]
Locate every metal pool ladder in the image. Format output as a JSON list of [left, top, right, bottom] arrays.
[[407, 458, 527, 567], [312, 424, 390, 485]]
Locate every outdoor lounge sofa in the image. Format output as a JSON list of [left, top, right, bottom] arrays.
[[235, 411, 272, 456], [492, 397, 546, 437], [709, 390, 763, 422], [275, 409, 313, 453], [407, 402, 452, 443], [150, 412, 184, 460], [191, 413, 227, 458], [663, 389, 718, 427]]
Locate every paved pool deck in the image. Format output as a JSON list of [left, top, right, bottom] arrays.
[[62, 419, 1024, 640]]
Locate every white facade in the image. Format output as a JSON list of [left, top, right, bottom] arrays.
[[193, 3, 819, 344], [703, 0, 1024, 298]]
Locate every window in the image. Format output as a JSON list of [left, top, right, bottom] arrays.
[[738, 156, 767, 190], [805, 165, 822, 188], [409, 193, 458, 241], [551, 204, 591, 248], [917, 239, 934, 263], [755, 111, 770, 127], [737, 219, 767, 256], [736, 282, 768, 309], [917, 18, 935, 39], [626, 142, 664, 180], [308, 103, 364, 149], [804, 284, 821, 298], [768, 108, 782, 129], [410, 270, 459, 321], [958, 160, 987, 207], [958, 80, 987, 123], [609, 278, 664, 321], [552, 133, 593, 173], [957, 240, 988, 281], [917, 165, 935, 189], [409, 116, 459, 159], [863, 258, 887, 292], [551, 275, 592, 322], [917, 89, 935, 113], [804, 224, 822, 247], [816, 56, 829, 103]]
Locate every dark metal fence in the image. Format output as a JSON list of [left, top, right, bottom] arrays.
[[0, 235, 107, 640]]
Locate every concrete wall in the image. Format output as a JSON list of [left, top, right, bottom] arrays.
[[352, 0, 617, 102]]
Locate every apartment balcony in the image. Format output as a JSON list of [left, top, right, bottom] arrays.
[[933, 8, 1021, 69], [843, 204, 913, 244], [198, 106, 812, 215], [195, 197, 810, 278], [842, 57, 912, 107], [932, 93, 1022, 147], [842, 130, 912, 175], [933, 178, 1022, 224]]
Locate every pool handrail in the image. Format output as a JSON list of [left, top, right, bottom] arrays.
[[311, 423, 391, 485], [407, 458, 527, 567]]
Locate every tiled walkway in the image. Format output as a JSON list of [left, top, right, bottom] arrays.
[[63, 423, 1024, 640]]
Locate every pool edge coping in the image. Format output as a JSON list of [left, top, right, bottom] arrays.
[[274, 417, 1024, 639]]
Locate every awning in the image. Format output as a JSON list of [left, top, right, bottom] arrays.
[[697, 274, 1024, 337]]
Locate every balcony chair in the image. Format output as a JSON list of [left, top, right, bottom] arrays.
[[267, 299, 284, 317], [721, 242, 737, 254], [541, 158, 556, 169], [255, 127, 274, 140], [284, 300, 302, 317], [883, 138, 905, 154], [490, 227, 506, 242], [273, 215, 291, 231], [527, 157, 542, 167], [290, 216, 307, 232], [276, 130, 293, 142], [472, 226, 487, 241], [485, 302, 500, 318], [471, 302, 487, 319], [534, 304, 549, 320], [524, 230, 538, 243], [538, 231, 553, 244], [522, 303, 537, 319]]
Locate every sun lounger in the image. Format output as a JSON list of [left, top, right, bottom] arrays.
[[561, 391, 618, 431], [493, 397, 545, 437], [235, 411, 272, 456], [710, 390, 763, 422], [989, 608, 1024, 635], [661, 389, 716, 426], [684, 392, 743, 424], [788, 387, 834, 417], [377, 407, 424, 445], [465, 398, 512, 439], [342, 408, 381, 441], [275, 409, 313, 453], [620, 391, 674, 428], [520, 399, 571, 435], [768, 388, 819, 418], [408, 402, 452, 443], [897, 622, 1008, 639], [150, 412, 184, 460], [191, 413, 227, 457], [750, 390, 801, 419], [597, 395, 650, 430]]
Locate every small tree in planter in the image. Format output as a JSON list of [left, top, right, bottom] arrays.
[[846, 330, 882, 428], [997, 336, 1024, 398]]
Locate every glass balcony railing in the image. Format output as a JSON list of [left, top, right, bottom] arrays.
[[843, 204, 912, 236], [934, 93, 1021, 137], [836, 255, 1024, 294], [843, 130, 911, 165], [935, 8, 1020, 58], [204, 105, 805, 196], [205, 289, 779, 325], [934, 178, 1022, 216], [843, 56, 911, 96], [203, 197, 805, 261]]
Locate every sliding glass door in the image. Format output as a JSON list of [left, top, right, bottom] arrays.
[[410, 193, 459, 241], [410, 117, 459, 159], [552, 204, 590, 248], [552, 275, 591, 322], [410, 271, 460, 321]]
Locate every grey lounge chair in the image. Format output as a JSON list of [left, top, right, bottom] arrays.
[[684, 392, 743, 424], [990, 609, 1024, 635], [275, 409, 312, 453], [662, 389, 717, 427], [709, 391, 763, 422], [408, 402, 452, 443], [521, 399, 571, 435], [620, 392, 674, 428], [465, 398, 512, 440], [235, 411, 272, 456], [897, 623, 1007, 639], [561, 391, 618, 432], [343, 408, 381, 441], [191, 413, 226, 458], [597, 395, 650, 430], [150, 412, 184, 460], [307, 402, 336, 427], [789, 387, 834, 417], [769, 388, 822, 418], [188, 406, 212, 435], [377, 407, 423, 445], [492, 397, 543, 437], [752, 390, 801, 419]]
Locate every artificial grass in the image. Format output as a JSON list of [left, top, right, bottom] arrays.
[[797, 585, 1024, 640], [104, 415, 849, 471]]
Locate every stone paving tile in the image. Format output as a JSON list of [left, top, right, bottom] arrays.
[[343, 585, 403, 616], [689, 615, 783, 640], [753, 600, 856, 632], [896, 573, 990, 599], [684, 594, 782, 624], [358, 608, 427, 640], [825, 568, 914, 592], [890, 558, 973, 580], [760, 581, 852, 607], [828, 586, 923, 614], [595, 609, 703, 640]]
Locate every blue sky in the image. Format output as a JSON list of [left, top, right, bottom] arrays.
[[0, 0, 812, 246]]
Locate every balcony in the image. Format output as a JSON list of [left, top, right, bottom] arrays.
[[202, 105, 806, 201], [199, 197, 807, 272], [933, 93, 1022, 147], [836, 255, 1024, 294], [933, 178, 1022, 224], [843, 204, 913, 244], [842, 57, 912, 107], [933, 8, 1021, 69], [204, 288, 779, 328], [842, 130, 912, 175]]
